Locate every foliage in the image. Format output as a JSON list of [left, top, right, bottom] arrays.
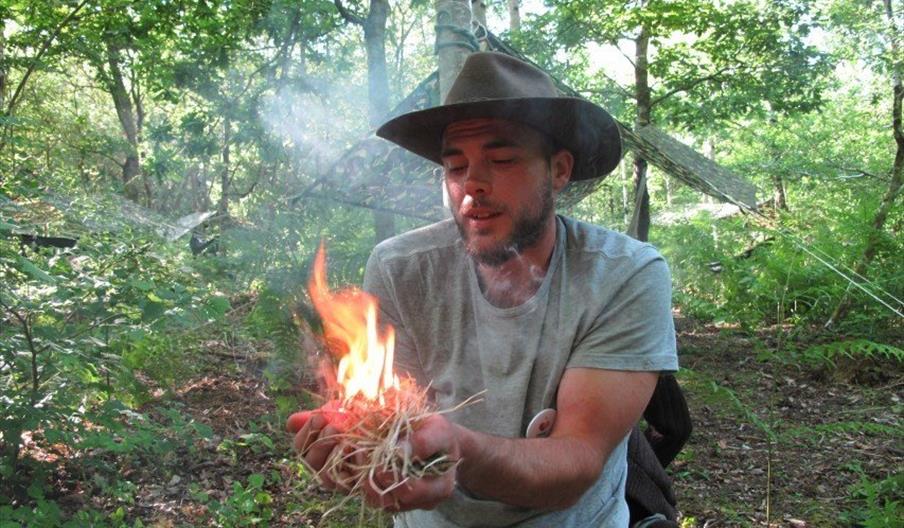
[[656, 79, 903, 332], [800, 339, 904, 369], [191, 473, 276, 527], [0, 178, 228, 517], [545, 0, 832, 128], [840, 472, 903, 528]]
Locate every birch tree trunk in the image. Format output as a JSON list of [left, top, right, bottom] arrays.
[[703, 138, 715, 204]]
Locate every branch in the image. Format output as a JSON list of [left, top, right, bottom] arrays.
[[334, 0, 365, 26], [650, 66, 731, 107], [825, 163, 886, 180], [0, 295, 39, 400], [592, 70, 633, 100], [617, 44, 636, 69], [3, 0, 91, 117], [229, 172, 260, 199]]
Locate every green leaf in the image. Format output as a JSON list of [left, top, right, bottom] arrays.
[[27, 481, 46, 500], [204, 296, 231, 318], [15, 255, 57, 283], [191, 421, 214, 439], [248, 473, 266, 489]]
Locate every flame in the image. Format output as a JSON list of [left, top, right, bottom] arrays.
[[308, 242, 400, 404]]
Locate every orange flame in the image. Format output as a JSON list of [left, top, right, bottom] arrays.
[[308, 242, 400, 404]]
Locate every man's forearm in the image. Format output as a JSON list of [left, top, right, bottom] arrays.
[[454, 425, 606, 510]]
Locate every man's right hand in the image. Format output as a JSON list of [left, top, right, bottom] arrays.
[[286, 404, 459, 512], [286, 401, 347, 489]]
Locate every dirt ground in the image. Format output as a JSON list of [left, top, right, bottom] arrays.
[[672, 319, 902, 527], [36, 318, 903, 527]]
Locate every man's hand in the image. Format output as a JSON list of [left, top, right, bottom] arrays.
[[287, 406, 459, 512], [286, 401, 350, 490]]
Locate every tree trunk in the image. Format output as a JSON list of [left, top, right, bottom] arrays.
[[664, 171, 672, 207], [507, 0, 521, 32], [629, 23, 652, 242], [0, 20, 6, 110], [435, 0, 472, 101], [621, 161, 629, 228], [364, 0, 397, 244], [827, 0, 904, 326], [703, 138, 715, 204], [771, 172, 788, 210], [364, 0, 391, 125], [105, 41, 142, 203], [217, 118, 232, 219], [471, 0, 487, 27]]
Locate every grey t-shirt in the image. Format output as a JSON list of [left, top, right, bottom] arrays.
[[363, 216, 678, 528]]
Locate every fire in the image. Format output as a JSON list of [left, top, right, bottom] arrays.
[[308, 242, 400, 404]]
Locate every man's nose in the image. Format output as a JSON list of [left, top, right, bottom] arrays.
[[463, 162, 492, 196]]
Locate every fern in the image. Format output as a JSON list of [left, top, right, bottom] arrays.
[[841, 472, 904, 528], [680, 369, 778, 441], [802, 339, 904, 369], [781, 421, 904, 443]]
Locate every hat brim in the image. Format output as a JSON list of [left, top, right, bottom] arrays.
[[376, 97, 622, 181]]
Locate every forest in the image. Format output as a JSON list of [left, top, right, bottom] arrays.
[[0, 0, 901, 526]]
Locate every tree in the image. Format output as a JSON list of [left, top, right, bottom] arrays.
[[60, 0, 188, 204], [335, 0, 398, 243], [823, 0, 904, 326], [552, 0, 832, 240], [0, 0, 93, 150]]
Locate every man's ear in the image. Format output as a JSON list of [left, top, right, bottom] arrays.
[[551, 149, 574, 192]]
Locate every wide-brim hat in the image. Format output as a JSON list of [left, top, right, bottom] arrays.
[[376, 52, 622, 181]]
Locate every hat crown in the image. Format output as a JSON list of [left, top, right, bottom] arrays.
[[445, 52, 560, 104]]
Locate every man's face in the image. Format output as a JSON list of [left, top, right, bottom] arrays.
[[440, 119, 572, 266]]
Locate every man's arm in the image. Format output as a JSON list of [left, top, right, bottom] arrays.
[[290, 368, 657, 512], [451, 368, 658, 510]]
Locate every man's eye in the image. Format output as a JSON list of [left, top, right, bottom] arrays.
[[446, 166, 467, 175], [491, 159, 515, 165]]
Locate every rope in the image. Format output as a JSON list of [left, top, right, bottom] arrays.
[[705, 181, 904, 319], [433, 11, 480, 54]]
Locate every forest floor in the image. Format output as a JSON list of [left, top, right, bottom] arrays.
[[34, 315, 903, 527]]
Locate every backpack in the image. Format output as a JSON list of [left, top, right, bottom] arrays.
[[626, 374, 692, 526]]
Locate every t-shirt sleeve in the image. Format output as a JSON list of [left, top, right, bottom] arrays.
[[567, 247, 679, 372], [362, 249, 428, 386]]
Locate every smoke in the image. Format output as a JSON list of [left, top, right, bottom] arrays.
[[260, 86, 369, 171], [474, 244, 548, 305]]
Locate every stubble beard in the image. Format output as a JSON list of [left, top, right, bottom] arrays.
[[453, 176, 555, 267]]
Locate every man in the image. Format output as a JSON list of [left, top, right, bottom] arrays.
[[288, 52, 679, 527]]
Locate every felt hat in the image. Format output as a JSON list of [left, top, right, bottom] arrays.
[[376, 52, 622, 181]]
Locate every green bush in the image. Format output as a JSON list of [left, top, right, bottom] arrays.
[[0, 192, 229, 516], [657, 197, 902, 334]]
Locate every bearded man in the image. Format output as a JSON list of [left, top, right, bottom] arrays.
[[288, 52, 679, 528]]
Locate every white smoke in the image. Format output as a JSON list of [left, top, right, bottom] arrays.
[[260, 87, 368, 170]]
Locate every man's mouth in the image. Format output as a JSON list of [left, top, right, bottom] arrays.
[[463, 209, 502, 227], [466, 211, 500, 220]]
